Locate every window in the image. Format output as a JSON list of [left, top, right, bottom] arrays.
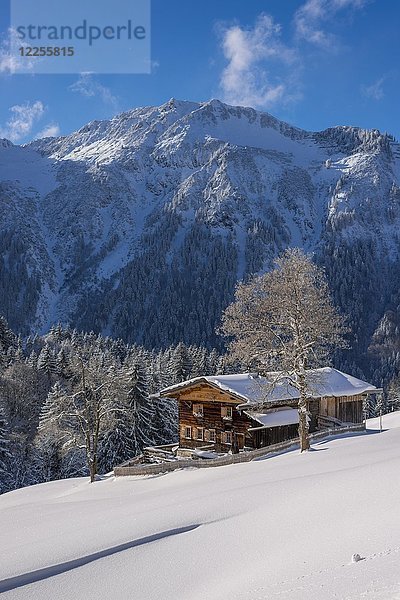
[[204, 429, 216, 443], [184, 426, 192, 439], [193, 403, 204, 417], [222, 431, 232, 444], [196, 427, 204, 441], [221, 405, 233, 419]]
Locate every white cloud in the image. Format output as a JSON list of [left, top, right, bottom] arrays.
[[0, 33, 20, 74], [219, 14, 299, 109], [0, 51, 19, 74], [217, 3, 374, 111], [361, 77, 385, 100], [36, 123, 61, 138], [0, 101, 45, 142], [69, 74, 119, 111], [0, 28, 35, 74], [294, 0, 368, 48]]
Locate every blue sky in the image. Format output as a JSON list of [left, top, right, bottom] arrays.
[[0, 0, 399, 143]]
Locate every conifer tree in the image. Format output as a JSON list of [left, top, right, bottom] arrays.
[[0, 408, 12, 493], [0, 316, 16, 355], [98, 417, 132, 473], [38, 382, 67, 432], [37, 344, 56, 379], [55, 347, 72, 379], [170, 342, 192, 383], [387, 376, 400, 412], [34, 382, 70, 481], [125, 362, 155, 454]]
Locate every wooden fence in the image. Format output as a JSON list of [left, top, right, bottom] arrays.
[[113, 423, 365, 477]]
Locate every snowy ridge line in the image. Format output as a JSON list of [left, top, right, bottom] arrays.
[[114, 423, 366, 476], [0, 524, 202, 594]]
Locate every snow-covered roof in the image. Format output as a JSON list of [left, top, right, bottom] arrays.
[[157, 368, 378, 406], [245, 407, 300, 428]]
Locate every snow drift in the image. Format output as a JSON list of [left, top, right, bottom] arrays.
[[1, 412, 400, 599]]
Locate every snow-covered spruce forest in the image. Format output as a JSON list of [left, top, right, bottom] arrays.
[[0, 318, 229, 494]]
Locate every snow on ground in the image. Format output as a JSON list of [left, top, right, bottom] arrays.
[[1, 413, 400, 600]]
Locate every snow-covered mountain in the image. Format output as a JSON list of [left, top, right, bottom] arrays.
[[1, 99, 399, 375]]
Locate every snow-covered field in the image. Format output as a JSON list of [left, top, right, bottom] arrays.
[[1, 413, 400, 600]]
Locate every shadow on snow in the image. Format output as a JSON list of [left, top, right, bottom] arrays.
[[0, 524, 201, 593]]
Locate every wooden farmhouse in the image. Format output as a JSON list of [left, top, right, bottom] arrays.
[[157, 368, 379, 453]]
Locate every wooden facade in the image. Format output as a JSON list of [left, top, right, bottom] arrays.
[[160, 381, 367, 453], [176, 383, 253, 452], [251, 424, 299, 449], [319, 395, 363, 424]]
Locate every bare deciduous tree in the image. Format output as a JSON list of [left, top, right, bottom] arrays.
[[42, 356, 123, 483], [220, 248, 349, 451]]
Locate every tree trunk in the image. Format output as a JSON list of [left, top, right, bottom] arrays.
[[298, 371, 310, 452], [88, 437, 98, 483], [298, 398, 310, 452], [89, 460, 96, 483]]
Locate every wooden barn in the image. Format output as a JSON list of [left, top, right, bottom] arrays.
[[156, 368, 379, 453]]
